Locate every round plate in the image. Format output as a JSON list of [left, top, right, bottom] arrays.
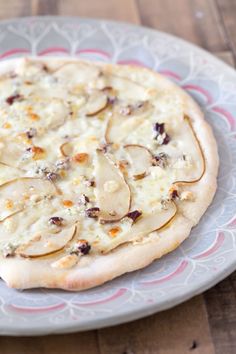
[[0, 16, 235, 336]]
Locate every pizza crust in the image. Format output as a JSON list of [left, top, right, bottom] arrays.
[[0, 58, 218, 290]]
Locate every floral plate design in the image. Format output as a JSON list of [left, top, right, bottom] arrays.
[[0, 16, 235, 336]]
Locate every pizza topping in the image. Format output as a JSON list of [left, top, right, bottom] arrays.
[[85, 90, 108, 117], [108, 226, 121, 237], [26, 146, 45, 160], [46, 172, 59, 181], [125, 144, 152, 180], [101, 202, 177, 253], [16, 225, 77, 258], [152, 152, 169, 169], [154, 122, 170, 145], [101, 86, 117, 104], [173, 116, 205, 182], [2, 243, 18, 257], [0, 60, 207, 264], [103, 180, 120, 193], [84, 178, 96, 187], [78, 194, 90, 205], [0, 177, 58, 221], [26, 128, 37, 139], [55, 158, 70, 170], [94, 149, 130, 222], [105, 112, 144, 144], [85, 207, 100, 219], [6, 93, 23, 105], [3, 122, 12, 129], [70, 239, 91, 256], [62, 200, 74, 208], [48, 216, 64, 227], [126, 210, 142, 223], [72, 153, 89, 163], [169, 186, 179, 200]]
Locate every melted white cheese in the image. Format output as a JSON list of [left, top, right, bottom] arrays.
[[0, 60, 202, 257]]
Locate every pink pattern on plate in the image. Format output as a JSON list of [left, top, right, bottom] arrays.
[[8, 302, 66, 313], [73, 288, 127, 306], [140, 260, 188, 286], [76, 48, 111, 58], [0, 49, 30, 59], [212, 106, 235, 130], [38, 47, 69, 56], [193, 232, 225, 259], [182, 84, 213, 104], [158, 70, 181, 81], [227, 216, 236, 228], [117, 59, 148, 67]]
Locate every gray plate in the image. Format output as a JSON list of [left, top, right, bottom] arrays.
[[0, 16, 235, 336]]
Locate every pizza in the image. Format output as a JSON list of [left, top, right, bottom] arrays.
[[0, 58, 218, 290]]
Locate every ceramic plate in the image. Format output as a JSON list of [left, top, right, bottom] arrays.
[[0, 16, 235, 336]]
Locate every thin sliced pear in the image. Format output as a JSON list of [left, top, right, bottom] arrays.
[[85, 91, 108, 117], [105, 74, 148, 100], [124, 144, 153, 180], [0, 162, 23, 183], [94, 149, 131, 223], [105, 113, 144, 144], [53, 62, 100, 87], [174, 116, 205, 184], [0, 138, 26, 168], [0, 177, 58, 221], [16, 225, 77, 258], [102, 202, 177, 253], [105, 101, 153, 144]]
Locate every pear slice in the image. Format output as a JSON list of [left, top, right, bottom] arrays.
[[16, 225, 77, 258], [105, 101, 153, 144], [173, 116, 205, 184], [0, 177, 58, 221], [105, 113, 144, 144], [101, 202, 177, 253], [94, 149, 131, 223], [85, 91, 108, 117], [124, 144, 153, 180], [0, 162, 23, 183], [53, 62, 100, 87], [0, 138, 26, 168], [105, 74, 148, 100]]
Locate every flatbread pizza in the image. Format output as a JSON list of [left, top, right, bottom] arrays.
[[0, 58, 218, 290]]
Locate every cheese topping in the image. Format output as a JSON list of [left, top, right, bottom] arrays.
[[0, 59, 204, 261]]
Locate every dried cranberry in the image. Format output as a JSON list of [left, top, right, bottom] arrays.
[[170, 189, 179, 200], [79, 194, 90, 205], [72, 240, 91, 256], [46, 172, 58, 181], [84, 178, 95, 187], [154, 122, 170, 145], [48, 217, 64, 227], [42, 64, 49, 72], [162, 134, 170, 145], [127, 210, 142, 223], [85, 207, 100, 218], [154, 122, 165, 134], [6, 94, 23, 105], [26, 128, 37, 139]]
